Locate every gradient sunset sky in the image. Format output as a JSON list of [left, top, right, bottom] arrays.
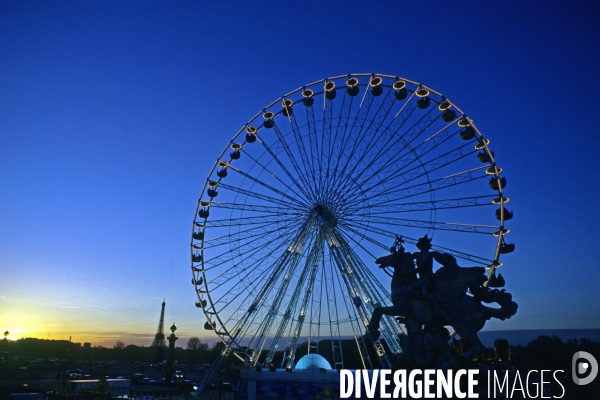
[[1, 1, 599, 347]]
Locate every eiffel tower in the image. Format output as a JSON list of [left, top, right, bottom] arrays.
[[151, 299, 167, 361]]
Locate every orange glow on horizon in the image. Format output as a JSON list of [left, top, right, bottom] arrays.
[[1, 316, 215, 348]]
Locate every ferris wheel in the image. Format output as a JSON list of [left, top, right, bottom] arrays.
[[190, 73, 513, 379]]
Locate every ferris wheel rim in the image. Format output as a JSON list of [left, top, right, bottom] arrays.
[[190, 73, 512, 366]]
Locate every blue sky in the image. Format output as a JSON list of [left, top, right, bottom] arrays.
[[1, 1, 599, 347]]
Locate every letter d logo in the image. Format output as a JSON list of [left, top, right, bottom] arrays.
[[572, 351, 598, 385]]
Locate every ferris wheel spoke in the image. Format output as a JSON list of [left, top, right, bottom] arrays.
[[366, 170, 488, 208], [203, 248, 284, 286], [201, 222, 298, 253], [336, 222, 390, 253], [201, 227, 300, 259], [269, 122, 315, 195], [331, 219, 394, 243], [204, 213, 301, 229], [357, 164, 488, 205], [343, 122, 464, 203], [287, 108, 318, 185], [218, 181, 309, 209], [338, 221, 403, 250], [208, 201, 305, 215], [362, 92, 442, 173], [332, 97, 422, 196], [397, 119, 460, 159], [227, 165, 310, 208], [208, 242, 293, 320], [429, 242, 495, 265], [334, 88, 402, 194], [333, 86, 357, 154], [247, 143, 308, 203], [208, 264, 275, 308], [345, 215, 498, 234], [358, 222, 493, 273], [374, 91, 420, 153], [365, 86, 397, 136], [319, 169, 346, 208], [339, 220, 494, 264], [387, 94, 442, 150], [332, 141, 446, 205], [242, 146, 312, 201], [209, 285, 263, 326], [202, 223, 299, 271], [392, 90, 419, 120], [395, 97, 442, 143], [356, 195, 497, 215], [330, 87, 396, 196], [303, 100, 322, 190], [321, 90, 350, 194], [351, 122, 461, 194], [381, 139, 476, 190], [320, 93, 334, 190], [326, 85, 376, 194], [321, 86, 363, 192]]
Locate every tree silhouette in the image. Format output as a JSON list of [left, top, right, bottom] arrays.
[[187, 336, 199, 350], [113, 340, 126, 350]]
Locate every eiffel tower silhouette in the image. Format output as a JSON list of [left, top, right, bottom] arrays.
[[150, 299, 167, 361]]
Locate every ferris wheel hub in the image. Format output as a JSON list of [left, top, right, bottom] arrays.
[[311, 204, 338, 227]]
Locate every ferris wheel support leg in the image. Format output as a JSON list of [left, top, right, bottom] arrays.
[[248, 222, 315, 365], [327, 240, 394, 369], [264, 231, 324, 367], [356, 302, 394, 370]]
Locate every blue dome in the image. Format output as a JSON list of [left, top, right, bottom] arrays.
[[294, 354, 332, 370]]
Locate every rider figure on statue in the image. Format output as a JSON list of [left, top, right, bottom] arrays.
[[409, 235, 452, 322]]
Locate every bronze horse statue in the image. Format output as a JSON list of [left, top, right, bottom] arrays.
[[368, 237, 517, 366]]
